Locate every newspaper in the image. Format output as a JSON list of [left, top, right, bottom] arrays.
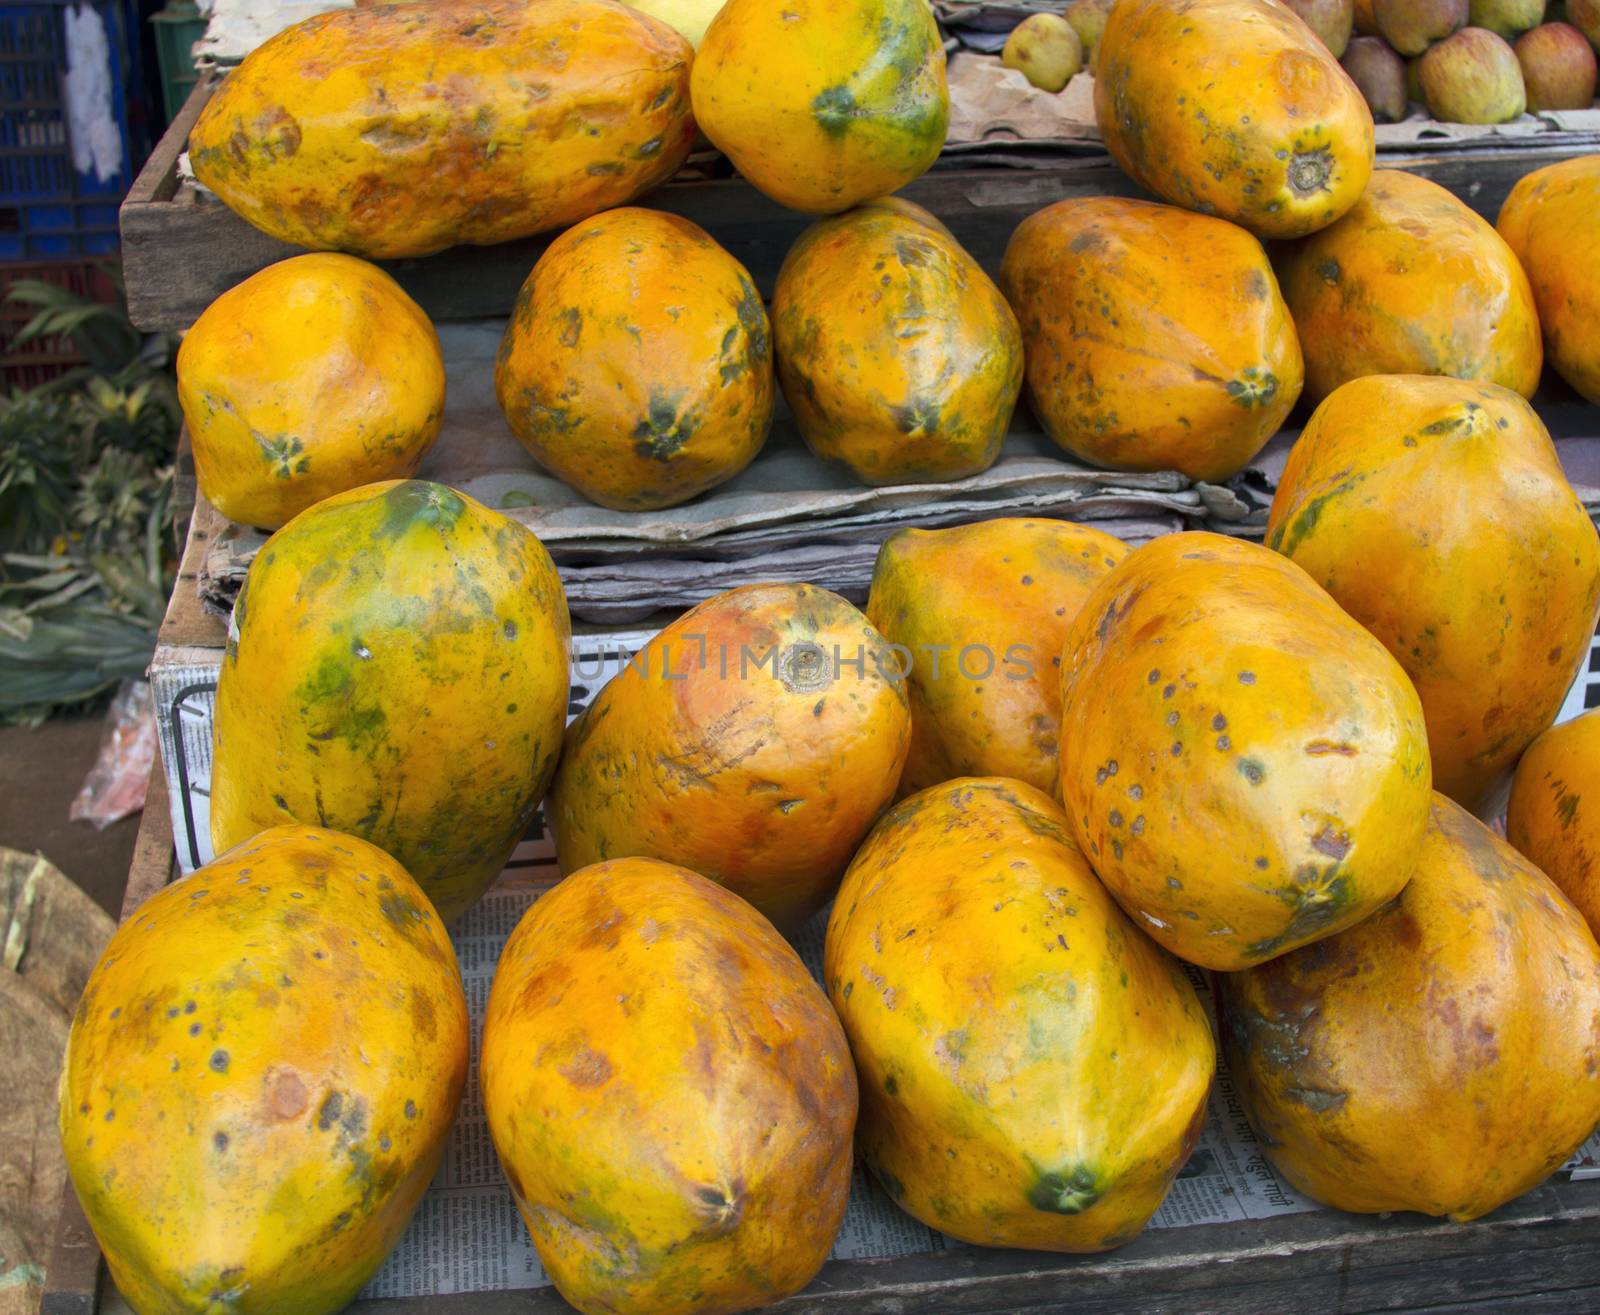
[[142, 618, 1600, 1300]]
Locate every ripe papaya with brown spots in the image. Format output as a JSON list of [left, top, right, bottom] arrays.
[[865, 518, 1129, 795], [546, 583, 910, 933], [1219, 794, 1600, 1221], [481, 857, 855, 1315], [179, 253, 445, 530], [497, 207, 773, 511], [59, 826, 468, 1314], [1000, 197, 1304, 480], [1094, 0, 1375, 239], [1276, 169, 1543, 403], [1266, 375, 1600, 808], [773, 198, 1022, 486], [1497, 155, 1600, 405], [825, 778, 1215, 1250], [1059, 532, 1433, 971], [211, 480, 571, 923], [188, 0, 695, 258], [1508, 710, 1600, 938], [690, 0, 948, 213]]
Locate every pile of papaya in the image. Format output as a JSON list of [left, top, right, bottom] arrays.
[[57, 0, 1600, 1311]]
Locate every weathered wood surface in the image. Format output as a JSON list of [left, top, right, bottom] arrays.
[[36, 766, 175, 1315], [121, 78, 1600, 333], [36, 766, 1600, 1315]]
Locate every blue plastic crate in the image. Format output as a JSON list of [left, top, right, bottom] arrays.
[[0, 0, 144, 258]]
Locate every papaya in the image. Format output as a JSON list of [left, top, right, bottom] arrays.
[[1266, 375, 1600, 808], [1276, 169, 1543, 403], [178, 254, 445, 530], [496, 208, 773, 511], [59, 826, 468, 1314], [690, 0, 949, 213], [1219, 794, 1600, 1221], [825, 778, 1215, 1251], [1059, 532, 1433, 971], [1508, 710, 1600, 938], [864, 518, 1129, 795], [772, 198, 1022, 486], [1094, 0, 1375, 239], [999, 197, 1304, 480], [1497, 155, 1600, 405], [211, 480, 570, 923], [188, 0, 694, 258], [546, 582, 910, 933], [481, 857, 856, 1315]]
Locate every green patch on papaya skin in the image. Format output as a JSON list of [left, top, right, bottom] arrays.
[[633, 392, 701, 461], [1559, 793, 1581, 829], [1225, 367, 1278, 410], [372, 480, 466, 543], [258, 432, 310, 479], [557, 307, 581, 348], [812, 84, 859, 137], [1028, 1164, 1102, 1215], [1267, 473, 1364, 557], [1246, 867, 1353, 960]]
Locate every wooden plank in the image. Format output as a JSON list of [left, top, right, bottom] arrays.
[[156, 493, 228, 652], [38, 766, 176, 1315], [119, 71, 1600, 332]]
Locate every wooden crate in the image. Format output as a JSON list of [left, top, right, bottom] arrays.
[[34, 756, 1600, 1314], [120, 77, 1600, 334]]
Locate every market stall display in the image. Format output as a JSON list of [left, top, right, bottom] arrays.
[[40, 0, 1600, 1308]]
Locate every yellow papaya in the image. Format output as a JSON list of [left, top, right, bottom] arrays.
[[999, 196, 1304, 480], [1497, 155, 1600, 405], [211, 480, 570, 923], [495, 207, 773, 511], [773, 198, 1022, 485], [1059, 532, 1433, 970], [1095, 0, 1375, 239], [1266, 375, 1600, 808], [1276, 169, 1543, 403], [1220, 795, 1600, 1221], [546, 582, 910, 932], [481, 857, 855, 1315], [59, 826, 468, 1314], [865, 517, 1129, 795], [1508, 710, 1600, 939], [690, 0, 949, 213], [189, 0, 694, 258], [178, 253, 445, 530], [825, 778, 1215, 1251]]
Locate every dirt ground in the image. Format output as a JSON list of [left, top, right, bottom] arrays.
[[0, 714, 139, 917]]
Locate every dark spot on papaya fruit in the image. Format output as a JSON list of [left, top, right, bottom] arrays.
[[1238, 671, 1256, 685], [1216, 735, 1231, 751], [559, 1045, 613, 1088], [405, 1100, 417, 1120], [1285, 1086, 1347, 1113], [1030, 1165, 1102, 1215], [318, 1090, 344, 1131], [884, 1074, 899, 1095], [209, 1050, 229, 1073], [213, 1131, 229, 1152], [1247, 869, 1353, 958], [1317, 259, 1340, 286], [1305, 740, 1357, 757], [269, 1070, 308, 1121], [633, 391, 700, 461], [635, 136, 663, 159], [1559, 794, 1580, 828], [189, 1022, 202, 1036], [1239, 759, 1266, 786], [1311, 825, 1350, 860], [1256, 856, 1270, 869], [1163, 684, 1176, 699], [557, 307, 581, 348], [1212, 714, 1228, 731]]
